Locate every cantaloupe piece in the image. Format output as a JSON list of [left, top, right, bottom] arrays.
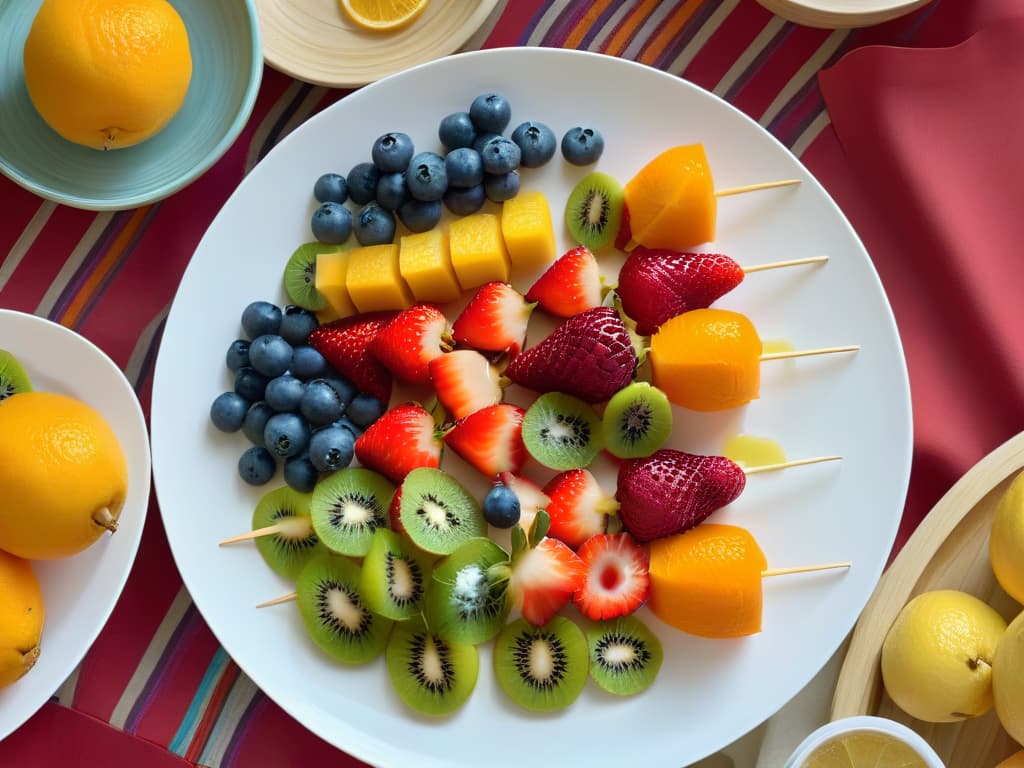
[[399, 229, 461, 304], [448, 213, 510, 290], [315, 250, 358, 320], [501, 190, 556, 270], [344, 243, 414, 313]]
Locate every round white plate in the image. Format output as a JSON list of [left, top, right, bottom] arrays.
[[152, 48, 912, 768], [0, 310, 151, 740]]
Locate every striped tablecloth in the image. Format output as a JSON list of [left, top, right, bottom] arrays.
[[2, 1, 1019, 765]]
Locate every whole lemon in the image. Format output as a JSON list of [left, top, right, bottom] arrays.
[[991, 470, 1024, 605], [0, 392, 128, 559], [0, 550, 45, 689], [23, 0, 192, 150], [881, 589, 1007, 723], [994, 610, 1024, 747]]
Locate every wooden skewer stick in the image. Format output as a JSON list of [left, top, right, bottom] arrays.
[[716, 179, 802, 197], [762, 562, 851, 577], [743, 455, 842, 475], [219, 523, 288, 546], [760, 345, 860, 361], [742, 255, 828, 274], [256, 592, 298, 609]]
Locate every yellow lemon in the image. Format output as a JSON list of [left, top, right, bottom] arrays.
[[340, 0, 430, 31], [0, 550, 45, 689], [881, 589, 1007, 723], [991, 470, 1024, 605], [23, 0, 192, 150], [0, 392, 128, 559], [994, 610, 1024, 747]]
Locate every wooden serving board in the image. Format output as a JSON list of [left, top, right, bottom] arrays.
[[831, 432, 1024, 766]]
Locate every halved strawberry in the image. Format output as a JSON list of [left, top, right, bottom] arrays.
[[451, 282, 534, 357], [428, 349, 503, 421], [543, 468, 618, 549], [371, 303, 451, 385], [509, 537, 587, 626], [308, 312, 398, 404], [443, 403, 526, 477], [525, 246, 603, 318], [388, 485, 404, 534], [573, 533, 649, 621], [353, 403, 441, 484], [497, 471, 550, 533]]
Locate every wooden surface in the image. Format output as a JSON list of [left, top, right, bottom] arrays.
[[832, 431, 1024, 766], [756, 0, 933, 29]]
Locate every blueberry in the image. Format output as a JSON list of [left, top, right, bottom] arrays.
[[484, 171, 520, 203], [443, 184, 486, 216], [353, 202, 397, 246], [511, 121, 557, 168], [375, 171, 409, 211], [480, 136, 521, 175], [279, 305, 318, 347], [346, 393, 386, 428], [210, 392, 249, 432], [235, 366, 270, 402], [483, 482, 520, 528], [469, 93, 511, 135], [445, 147, 483, 188], [264, 412, 311, 459], [561, 126, 605, 166], [284, 455, 319, 492], [371, 132, 415, 173], [308, 424, 356, 473], [311, 201, 352, 244], [265, 374, 305, 412], [301, 379, 344, 426], [238, 446, 277, 486], [243, 401, 275, 445], [439, 111, 477, 151], [347, 162, 380, 206], [406, 152, 447, 202], [248, 334, 293, 378], [226, 339, 250, 371], [313, 173, 348, 204], [398, 199, 442, 233], [324, 377, 357, 409], [291, 345, 328, 380], [335, 415, 364, 439], [241, 301, 281, 338], [472, 132, 502, 155]]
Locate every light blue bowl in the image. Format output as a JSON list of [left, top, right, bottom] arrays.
[[0, 0, 262, 211]]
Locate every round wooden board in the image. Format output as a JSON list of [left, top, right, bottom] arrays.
[[255, 0, 502, 88], [756, 0, 932, 29], [832, 431, 1024, 766]]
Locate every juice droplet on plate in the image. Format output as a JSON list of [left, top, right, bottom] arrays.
[[722, 434, 786, 468]]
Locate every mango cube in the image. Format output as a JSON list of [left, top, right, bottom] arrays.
[[399, 230, 461, 304], [345, 244, 414, 313], [501, 190, 556, 270], [315, 249, 358, 320], [448, 213, 510, 290]]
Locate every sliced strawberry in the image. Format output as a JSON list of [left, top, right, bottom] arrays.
[[524, 246, 603, 318], [443, 403, 526, 477], [509, 537, 587, 626], [371, 303, 451, 385], [615, 201, 633, 251], [543, 468, 618, 549], [388, 485, 404, 534], [497, 471, 550, 533], [354, 403, 441, 484], [308, 312, 398, 404], [573, 533, 650, 620], [428, 349, 503, 421], [451, 282, 534, 358]]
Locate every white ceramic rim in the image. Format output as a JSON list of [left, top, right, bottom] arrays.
[[784, 715, 946, 767]]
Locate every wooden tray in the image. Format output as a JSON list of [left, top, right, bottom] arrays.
[[756, 0, 932, 29], [832, 432, 1024, 766]]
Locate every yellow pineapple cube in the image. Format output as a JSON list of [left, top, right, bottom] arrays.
[[448, 213, 510, 290], [399, 229, 461, 304], [315, 249, 358, 320], [501, 190, 556, 270], [345, 243, 414, 313]]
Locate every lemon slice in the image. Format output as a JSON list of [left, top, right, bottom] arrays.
[[340, 0, 430, 31]]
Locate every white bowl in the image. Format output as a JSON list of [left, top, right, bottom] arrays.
[[757, 0, 933, 29], [785, 716, 945, 767]]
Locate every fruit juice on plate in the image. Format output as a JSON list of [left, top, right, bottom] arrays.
[[784, 716, 943, 768]]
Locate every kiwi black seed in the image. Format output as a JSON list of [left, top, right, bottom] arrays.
[[310, 467, 394, 557], [251, 485, 323, 579], [493, 616, 589, 712], [425, 537, 511, 645], [386, 617, 479, 716], [522, 391, 603, 471], [296, 552, 392, 665], [283, 242, 342, 312], [398, 468, 485, 555], [586, 615, 663, 696], [564, 171, 624, 252], [601, 381, 673, 459], [0, 350, 32, 402], [360, 528, 433, 621]]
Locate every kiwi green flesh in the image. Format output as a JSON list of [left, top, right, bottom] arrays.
[[565, 172, 623, 252], [425, 537, 511, 645], [311, 467, 394, 557], [494, 616, 589, 712], [398, 468, 485, 556], [296, 553, 392, 665], [0, 350, 32, 402], [252, 486, 321, 579], [586, 616, 663, 696], [386, 617, 479, 716], [284, 241, 344, 312], [601, 382, 673, 459], [522, 392, 603, 471], [360, 528, 432, 621]]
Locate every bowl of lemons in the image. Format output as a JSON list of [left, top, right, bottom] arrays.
[[0, 0, 262, 211]]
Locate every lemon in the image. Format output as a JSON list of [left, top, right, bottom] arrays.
[[0, 392, 128, 559], [991, 470, 1024, 605], [0, 550, 45, 689], [881, 589, 1007, 723], [23, 0, 192, 150], [994, 610, 1024, 746], [340, 0, 430, 31]]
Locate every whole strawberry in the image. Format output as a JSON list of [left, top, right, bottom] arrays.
[[308, 312, 398, 404], [371, 303, 451, 385], [504, 306, 638, 403], [616, 449, 746, 542]]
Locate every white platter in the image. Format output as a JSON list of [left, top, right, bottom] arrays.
[[151, 47, 912, 767], [0, 310, 151, 740]]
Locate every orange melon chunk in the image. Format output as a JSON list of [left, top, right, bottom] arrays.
[[501, 190, 556, 271], [449, 213, 510, 290]]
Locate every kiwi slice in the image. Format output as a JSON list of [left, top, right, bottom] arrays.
[[399, 468, 486, 556], [360, 528, 433, 621], [311, 467, 394, 557], [522, 392, 603, 471], [564, 171, 623, 252], [425, 537, 511, 645], [284, 241, 345, 311], [252, 485, 323, 579], [296, 552, 392, 665], [0, 350, 32, 402], [586, 615, 663, 696], [494, 616, 589, 712], [601, 381, 673, 459], [386, 616, 479, 716]]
